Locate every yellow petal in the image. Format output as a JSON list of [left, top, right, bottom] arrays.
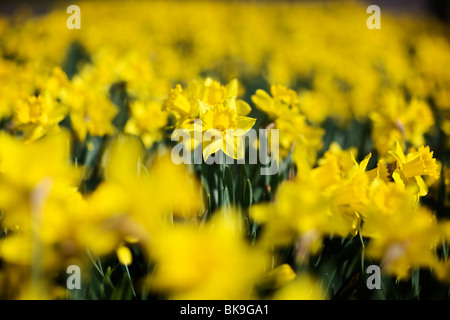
[[257, 264, 296, 290], [225, 78, 239, 98], [395, 140, 406, 163], [236, 116, 256, 133], [360, 153, 372, 172], [224, 135, 244, 159], [415, 176, 428, 196], [124, 236, 139, 244], [236, 100, 252, 116], [250, 204, 273, 223], [222, 96, 237, 112], [202, 139, 223, 160], [101, 134, 144, 184], [392, 170, 405, 187], [251, 89, 272, 112], [117, 245, 132, 266], [0, 235, 32, 265], [198, 100, 212, 117]]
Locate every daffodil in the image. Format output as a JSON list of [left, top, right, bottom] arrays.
[[0, 131, 92, 299], [318, 142, 358, 177], [389, 141, 439, 196], [1, 0, 450, 299], [124, 99, 168, 148], [80, 134, 203, 256], [362, 180, 440, 279], [250, 176, 351, 251], [13, 95, 68, 143], [197, 97, 256, 160], [66, 65, 118, 141], [251, 85, 300, 120], [163, 78, 251, 129], [162, 84, 196, 124], [147, 210, 268, 299], [0, 131, 78, 230], [275, 111, 324, 159], [365, 160, 390, 182], [370, 91, 435, 157], [116, 244, 133, 266]]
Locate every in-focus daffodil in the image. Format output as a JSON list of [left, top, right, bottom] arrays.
[[389, 141, 439, 196], [198, 97, 256, 160]]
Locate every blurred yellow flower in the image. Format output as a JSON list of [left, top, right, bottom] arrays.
[[124, 99, 168, 148], [370, 91, 435, 156], [147, 210, 268, 299], [67, 65, 118, 141], [256, 264, 296, 291], [116, 245, 133, 266], [14, 95, 68, 143], [272, 273, 327, 300], [81, 134, 203, 256], [362, 180, 440, 279], [252, 85, 299, 120]]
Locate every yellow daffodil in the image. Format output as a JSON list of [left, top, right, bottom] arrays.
[[251, 85, 300, 120], [81, 134, 203, 256], [370, 91, 435, 157], [14, 95, 68, 143], [163, 78, 251, 129], [0, 131, 78, 231], [124, 99, 168, 148], [67, 65, 118, 141], [389, 141, 439, 196], [251, 176, 350, 251], [276, 112, 324, 160], [147, 210, 268, 299], [362, 180, 440, 279], [198, 97, 256, 160]]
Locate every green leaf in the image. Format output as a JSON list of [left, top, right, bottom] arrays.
[[244, 178, 253, 207], [223, 165, 234, 204]]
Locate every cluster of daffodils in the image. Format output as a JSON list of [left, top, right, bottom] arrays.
[[252, 141, 442, 279], [0, 1, 450, 300], [162, 78, 255, 160]]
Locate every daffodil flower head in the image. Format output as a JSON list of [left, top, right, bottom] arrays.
[[318, 142, 358, 177], [389, 141, 439, 196], [363, 180, 440, 279], [251, 84, 300, 120], [67, 69, 118, 141], [124, 99, 168, 148], [162, 84, 194, 119], [163, 78, 251, 132], [275, 112, 324, 160], [198, 97, 256, 160], [14, 94, 68, 143]]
